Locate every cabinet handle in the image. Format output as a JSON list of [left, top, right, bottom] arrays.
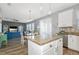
[[50, 44, 52, 47]]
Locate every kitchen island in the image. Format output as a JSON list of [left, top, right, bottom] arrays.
[[24, 35, 63, 55]]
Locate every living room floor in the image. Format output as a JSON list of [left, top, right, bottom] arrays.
[[0, 38, 28, 55], [0, 38, 79, 55]]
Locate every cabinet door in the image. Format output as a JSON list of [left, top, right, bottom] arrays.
[[74, 36, 79, 51], [68, 35, 75, 49], [28, 40, 41, 55], [43, 38, 63, 55], [56, 38, 63, 55], [77, 36, 79, 51], [68, 35, 79, 51], [43, 47, 55, 55], [58, 9, 74, 27]]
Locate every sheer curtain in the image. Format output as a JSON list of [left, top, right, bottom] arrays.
[[39, 17, 52, 39]]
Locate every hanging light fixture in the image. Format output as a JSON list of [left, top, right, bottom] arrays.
[[40, 4, 43, 11], [39, 3, 43, 17], [28, 9, 32, 20], [48, 3, 52, 14]]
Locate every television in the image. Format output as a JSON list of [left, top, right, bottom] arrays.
[[9, 26, 18, 32]]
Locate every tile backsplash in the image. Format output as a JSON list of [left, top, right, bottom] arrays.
[[58, 27, 79, 32]]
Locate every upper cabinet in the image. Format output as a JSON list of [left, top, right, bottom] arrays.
[[58, 8, 77, 27], [75, 6, 79, 30]]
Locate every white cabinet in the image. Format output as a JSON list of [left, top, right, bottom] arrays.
[[76, 36, 79, 51], [58, 8, 76, 27], [68, 35, 79, 51], [75, 7, 79, 30], [43, 38, 63, 55], [68, 35, 76, 50], [28, 38, 63, 55], [42, 39, 63, 55]]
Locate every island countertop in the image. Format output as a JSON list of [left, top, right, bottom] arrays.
[[24, 35, 63, 46]]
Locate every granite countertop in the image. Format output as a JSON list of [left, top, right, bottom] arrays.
[[24, 31, 79, 45], [60, 32, 79, 36], [24, 35, 62, 46]]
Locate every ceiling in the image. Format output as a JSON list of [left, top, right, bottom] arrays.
[[0, 3, 78, 23]]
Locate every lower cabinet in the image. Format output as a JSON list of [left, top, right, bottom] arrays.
[[42, 38, 63, 55], [68, 35, 79, 51], [28, 38, 63, 55], [42, 47, 55, 55]]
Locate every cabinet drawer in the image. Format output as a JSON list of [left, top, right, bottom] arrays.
[[42, 47, 54, 55], [41, 39, 62, 52], [41, 41, 56, 52], [42, 39, 63, 55]]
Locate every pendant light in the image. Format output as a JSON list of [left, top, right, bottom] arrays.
[[39, 3, 43, 17], [28, 9, 32, 20], [48, 3, 52, 14]]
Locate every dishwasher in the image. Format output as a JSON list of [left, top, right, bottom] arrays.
[[63, 35, 68, 48]]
